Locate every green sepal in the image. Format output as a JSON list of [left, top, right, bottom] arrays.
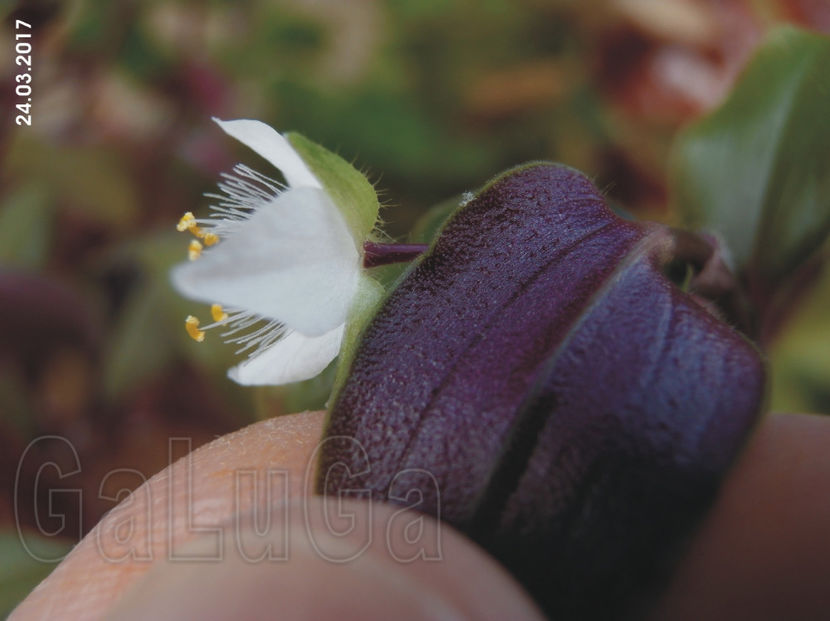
[[327, 273, 385, 408], [287, 132, 380, 243]]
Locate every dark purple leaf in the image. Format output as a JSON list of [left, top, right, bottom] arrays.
[[319, 163, 765, 619]]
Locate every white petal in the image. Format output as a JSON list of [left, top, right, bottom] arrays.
[[213, 118, 322, 189], [228, 325, 344, 385], [171, 186, 360, 336]]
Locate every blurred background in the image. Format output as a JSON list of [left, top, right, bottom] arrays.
[[2, 0, 829, 612]]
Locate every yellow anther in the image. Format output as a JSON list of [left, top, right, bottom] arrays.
[[203, 232, 220, 246], [177, 212, 196, 232], [211, 304, 228, 322], [185, 315, 205, 342], [188, 239, 203, 261], [177, 211, 208, 239]]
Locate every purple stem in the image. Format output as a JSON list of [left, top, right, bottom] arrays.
[[363, 242, 429, 268]]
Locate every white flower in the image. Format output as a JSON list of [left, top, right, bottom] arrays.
[[171, 118, 367, 386]]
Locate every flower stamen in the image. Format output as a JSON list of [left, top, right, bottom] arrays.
[[197, 165, 285, 238], [181, 218, 205, 239], [225, 320, 283, 356], [211, 303, 228, 322], [177, 212, 197, 232], [188, 240, 203, 261], [177, 210, 219, 245], [185, 315, 206, 342], [183, 303, 285, 361], [177, 165, 281, 270]]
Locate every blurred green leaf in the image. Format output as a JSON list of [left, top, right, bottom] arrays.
[[5, 133, 138, 231], [121, 21, 168, 79], [770, 262, 830, 414], [68, 0, 113, 49], [0, 185, 53, 269], [0, 371, 35, 437], [387, 0, 460, 20], [274, 83, 496, 190], [0, 530, 72, 617], [262, 12, 326, 56], [102, 277, 173, 401], [254, 362, 337, 419], [103, 233, 234, 401], [409, 193, 462, 244], [671, 26, 830, 286]]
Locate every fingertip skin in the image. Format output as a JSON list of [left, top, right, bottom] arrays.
[[652, 413, 830, 621], [10, 411, 327, 621], [320, 164, 765, 619]]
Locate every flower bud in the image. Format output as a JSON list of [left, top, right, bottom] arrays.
[[318, 163, 765, 619]]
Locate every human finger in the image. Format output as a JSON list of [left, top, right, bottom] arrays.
[[654, 413, 830, 620], [105, 498, 544, 621], [10, 411, 326, 619]]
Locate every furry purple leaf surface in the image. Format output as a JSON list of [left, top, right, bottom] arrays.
[[318, 163, 766, 619]]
